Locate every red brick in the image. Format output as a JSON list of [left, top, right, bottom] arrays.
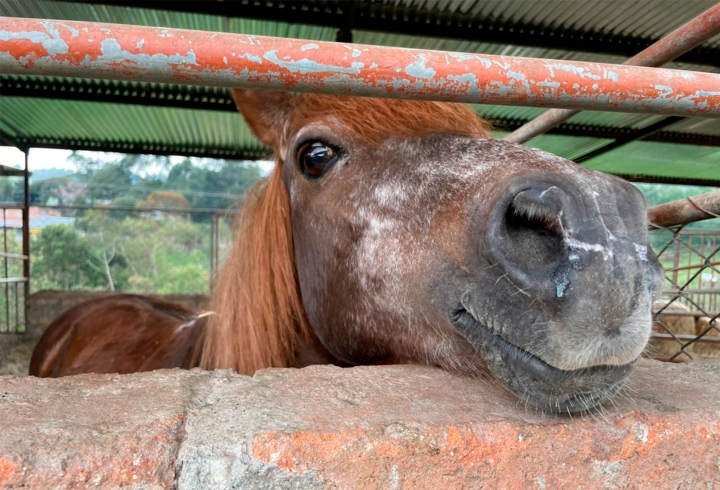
[[1, 360, 720, 488], [0, 370, 202, 489]]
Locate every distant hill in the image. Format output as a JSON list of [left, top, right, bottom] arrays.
[[29, 168, 75, 182]]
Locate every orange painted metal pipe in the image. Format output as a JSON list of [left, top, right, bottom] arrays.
[[505, 3, 720, 143], [648, 190, 720, 228], [1, 17, 720, 117]]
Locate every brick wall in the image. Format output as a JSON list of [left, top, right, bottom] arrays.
[[1, 360, 719, 488]]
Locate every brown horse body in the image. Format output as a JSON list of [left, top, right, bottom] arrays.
[[31, 91, 663, 413], [29, 294, 205, 377]]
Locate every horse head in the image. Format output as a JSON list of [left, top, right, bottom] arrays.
[[202, 90, 664, 413]]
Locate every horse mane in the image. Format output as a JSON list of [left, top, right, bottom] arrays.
[[287, 94, 493, 145], [198, 165, 310, 373], [198, 93, 492, 374]]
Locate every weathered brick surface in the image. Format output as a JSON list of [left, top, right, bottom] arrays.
[[1, 360, 720, 489], [0, 370, 204, 489]]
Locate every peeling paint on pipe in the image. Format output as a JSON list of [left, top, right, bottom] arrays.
[[505, 3, 720, 143], [648, 190, 720, 228], [1, 18, 720, 117]]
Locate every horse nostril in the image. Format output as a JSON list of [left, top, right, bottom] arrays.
[[486, 183, 572, 293], [502, 188, 566, 264], [506, 188, 565, 238]]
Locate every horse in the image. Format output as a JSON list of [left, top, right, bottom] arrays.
[[30, 89, 664, 413], [29, 294, 208, 377]]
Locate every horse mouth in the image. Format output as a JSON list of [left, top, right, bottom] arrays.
[[451, 306, 635, 414]]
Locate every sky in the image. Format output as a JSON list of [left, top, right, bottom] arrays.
[[0, 146, 275, 175]]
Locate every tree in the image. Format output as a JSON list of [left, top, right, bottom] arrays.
[[0, 179, 15, 203], [77, 211, 129, 291], [137, 191, 189, 210], [87, 163, 132, 202], [32, 225, 105, 291]]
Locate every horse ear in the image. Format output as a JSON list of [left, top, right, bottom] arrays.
[[232, 89, 293, 150]]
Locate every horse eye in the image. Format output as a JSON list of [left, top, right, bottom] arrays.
[[298, 142, 340, 178]]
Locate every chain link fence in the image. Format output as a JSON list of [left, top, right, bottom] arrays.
[[649, 224, 720, 361]]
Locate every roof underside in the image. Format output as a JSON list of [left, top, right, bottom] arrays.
[[1, 0, 719, 185]]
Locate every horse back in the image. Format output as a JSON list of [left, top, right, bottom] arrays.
[[29, 294, 206, 377]]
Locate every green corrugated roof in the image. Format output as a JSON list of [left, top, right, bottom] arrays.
[[1, 0, 719, 184]]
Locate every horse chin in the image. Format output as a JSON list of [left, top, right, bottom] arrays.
[[451, 307, 636, 414]]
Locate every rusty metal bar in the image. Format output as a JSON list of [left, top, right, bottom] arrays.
[[210, 213, 217, 293], [654, 311, 717, 317], [504, 3, 720, 143], [661, 288, 720, 294], [665, 262, 720, 273], [648, 190, 720, 228], [2, 208, 8, 333], [1, 18, 720, 116], [21, 149, 29, 335]]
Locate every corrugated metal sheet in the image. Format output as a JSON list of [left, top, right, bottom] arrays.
[[584, 141, 720, 181], [0, 97, 264, 155], [366, 0, 720, 50], [0, 0, 718, 184]]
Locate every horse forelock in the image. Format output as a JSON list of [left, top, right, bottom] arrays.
[[287, 94, 492, 146], [199, 166, 311, 374]]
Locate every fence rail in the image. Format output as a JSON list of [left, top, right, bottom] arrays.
[[0, 207, 27, 334], [1, 18, 720, 117], [0, 203, 238, 335]]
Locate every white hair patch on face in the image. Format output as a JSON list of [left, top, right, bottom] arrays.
[[565, 237, 613, 260], [374, 183, 409, 208], [634, 243, 648, 262], [355, 206, 404, 295]]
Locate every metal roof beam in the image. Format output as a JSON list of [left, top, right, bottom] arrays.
[[621, 175, 720, 188], [62, 0, 720, 69], [4, 76, 720, 148], [573, 116, 687, 163], [1, 133, 269, 161], [0, 76, 236, 111]]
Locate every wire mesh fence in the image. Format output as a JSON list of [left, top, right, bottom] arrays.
[[649, 225, 720, 361], [28, 204, 238, 295]]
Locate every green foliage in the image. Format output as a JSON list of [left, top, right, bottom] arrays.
[[109, 196, 140, 220], [87, 163, 133, 201], [26, 153, 261, 295], [634, 183, 717, 207], [32, 225, 105, 291], [30, 215, 219, 295], [0, 179, 14, 203]]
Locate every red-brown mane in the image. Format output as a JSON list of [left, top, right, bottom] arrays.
[[198, 93, 492, 374], [285, 94, 492, 145], [199, 165, 311, 373]]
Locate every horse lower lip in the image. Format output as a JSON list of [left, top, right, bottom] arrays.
[[451, 307, 634, 412]]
